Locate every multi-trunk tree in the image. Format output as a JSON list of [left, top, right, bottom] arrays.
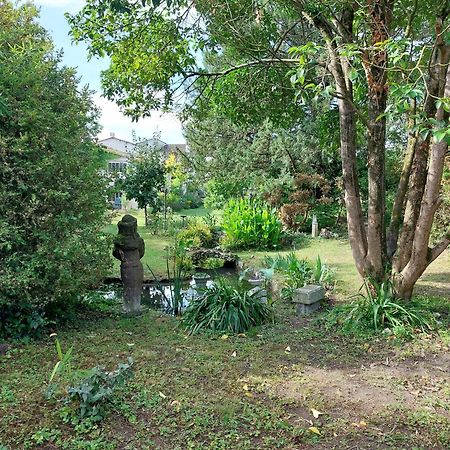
[[69, 0, 450, 298]]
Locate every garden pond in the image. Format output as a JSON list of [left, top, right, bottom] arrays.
[[96, 267, 262, 315]]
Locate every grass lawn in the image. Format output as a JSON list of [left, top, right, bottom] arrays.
[[107, 208, 450, 299], [1, 209, 449, 449], [1, 300, 450, 449]]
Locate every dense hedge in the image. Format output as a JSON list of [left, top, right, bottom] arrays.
[[0, 2, 111, 337]]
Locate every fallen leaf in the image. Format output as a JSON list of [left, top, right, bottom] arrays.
[[159, 392, 167, 399], [285, 346, 291, 353], [237, 333, 246, 338], [171, 400, 181, 407], [351, 420, 367, 428], [243, 384, 249, 391], [311, 408, 323, 419], [308, 426, 321, 435], [231, 351, 237, 357], [221, 334, 229, 340], [244, 392, 253, 397]]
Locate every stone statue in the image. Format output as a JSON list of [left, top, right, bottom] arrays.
[[113, 215, 145, 314]]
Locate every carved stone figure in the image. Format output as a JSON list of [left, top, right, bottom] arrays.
[[113, 215, 145, 314]]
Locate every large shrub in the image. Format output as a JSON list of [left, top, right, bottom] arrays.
[[182, 278, 273, 334], [0, 2, 111, 337], [222, 198, 282, 249], [177, 221, 215, 249]]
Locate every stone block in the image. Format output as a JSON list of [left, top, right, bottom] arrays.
[[292, 285, 325, 305], [296, 301, 321, 315], [248, 286, 268, 304]]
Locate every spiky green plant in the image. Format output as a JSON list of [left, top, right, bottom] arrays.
[[330, 279, 435, 336], [182, 278, 273, 334], [222, 198, 282, 249]]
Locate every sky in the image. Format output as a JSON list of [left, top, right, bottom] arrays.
[[34, 0, 185, 144]]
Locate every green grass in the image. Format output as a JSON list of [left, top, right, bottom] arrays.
[[106, 208, 450, 299], [105, 208, 219, 279], [1, 301, 450, 449]]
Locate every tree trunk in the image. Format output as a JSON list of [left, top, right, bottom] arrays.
[[393, 15, 450, 273], [396, 68, 450, 299], [363, 0, 391, 281], [393, 10, 450, 298], [338, 97, 368, 277], [387, 109, 417, 258]]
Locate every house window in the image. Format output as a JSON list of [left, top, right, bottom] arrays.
[[108, 162, 127, 172], [111, 192, 122, 209]]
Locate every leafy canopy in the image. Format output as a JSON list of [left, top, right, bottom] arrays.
[[0, 1, 111, 337]]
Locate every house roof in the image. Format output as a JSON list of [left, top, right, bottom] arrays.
[[98, 136, 134, 157], [98, 134, 187, 158]]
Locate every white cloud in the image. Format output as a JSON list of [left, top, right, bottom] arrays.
[[94, 94, 185, 144]]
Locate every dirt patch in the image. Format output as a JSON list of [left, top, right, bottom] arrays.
[[268, 350, 450, 422]]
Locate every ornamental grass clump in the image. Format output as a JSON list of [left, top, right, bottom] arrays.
[[182, 278, 273, 334], [327, 279, 435, 338], [222, 198, 282, 249]]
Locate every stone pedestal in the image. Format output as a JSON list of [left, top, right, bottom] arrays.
[[292, 284, 324, 315], [311, 215, 319, 238]]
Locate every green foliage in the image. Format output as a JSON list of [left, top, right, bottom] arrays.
[[177, 222, 215, 249], [312, 256, 335, 288], [186, 117, 342, 223], [222, 198, 282, 250], [327, 280, 435, 338], [201, 257, 225, 270], [120, 144, 166, 220], [66, 358, 133, 423], [49, 335, 73, 383], [182, 278, 273, 334], [203, 178, 249, 210], [0, 2, 111, 338], [163, 152, 202, 211], [265, 253, 335, 299]]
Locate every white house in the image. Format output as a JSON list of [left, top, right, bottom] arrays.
[[98, 132, 187, 209]]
